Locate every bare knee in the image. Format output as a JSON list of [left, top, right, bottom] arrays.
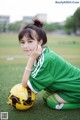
[[54, 93, 67, 103]]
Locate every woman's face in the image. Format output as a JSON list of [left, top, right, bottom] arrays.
[[20, 31, 42, 57]]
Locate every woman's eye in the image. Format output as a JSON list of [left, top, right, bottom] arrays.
[[20, 41, 25, 44], [28, 41, 33, 43]]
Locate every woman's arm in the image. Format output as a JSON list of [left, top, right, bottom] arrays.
[[21, 45, 42, 87], [21, 57, 35, 87]]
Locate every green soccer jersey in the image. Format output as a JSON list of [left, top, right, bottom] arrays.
[[27, 47, 80, 102]]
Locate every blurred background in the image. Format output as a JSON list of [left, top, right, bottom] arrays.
[[0, 0, 80, 35], [0, 1, 80, 120]]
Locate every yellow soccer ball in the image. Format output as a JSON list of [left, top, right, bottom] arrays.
[[8, 84, 36, 110]]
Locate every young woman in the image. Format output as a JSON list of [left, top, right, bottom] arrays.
[[18, 19, 80, 110]]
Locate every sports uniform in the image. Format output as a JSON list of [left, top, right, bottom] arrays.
[[27, 47, 80, 109]]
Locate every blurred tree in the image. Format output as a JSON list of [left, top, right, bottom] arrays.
[[73, 7, 80, 35], [64, 7, 80, 35], [8, 21, 22, 32], [73, 7, 80, 28], [44, 22, 62, 32], [0, 22, 9, 32], [0, 22, 4, 32], [64, 16, 75, 34]]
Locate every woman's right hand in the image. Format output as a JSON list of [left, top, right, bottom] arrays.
[[30, 45, 42, 60]]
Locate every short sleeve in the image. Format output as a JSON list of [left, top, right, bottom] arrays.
[[27, 54, 54, 93]]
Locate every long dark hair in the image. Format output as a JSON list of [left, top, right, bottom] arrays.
[[18, 19, 47, 45]]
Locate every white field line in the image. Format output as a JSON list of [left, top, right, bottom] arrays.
[[0, 55, 80, 60], [0, 55, 27, 60]]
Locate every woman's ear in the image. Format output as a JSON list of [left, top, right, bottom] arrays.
[[39, 39, 43, 46]]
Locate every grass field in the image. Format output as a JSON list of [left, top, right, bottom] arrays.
[[0, 33, 80, 120]]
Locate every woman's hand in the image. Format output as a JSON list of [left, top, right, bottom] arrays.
[[30, 45, 42, 60]]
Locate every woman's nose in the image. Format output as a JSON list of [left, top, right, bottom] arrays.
[[24, 43, 28, 48]]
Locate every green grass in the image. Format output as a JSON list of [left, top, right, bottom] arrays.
[[0, 33, 80, 120]]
